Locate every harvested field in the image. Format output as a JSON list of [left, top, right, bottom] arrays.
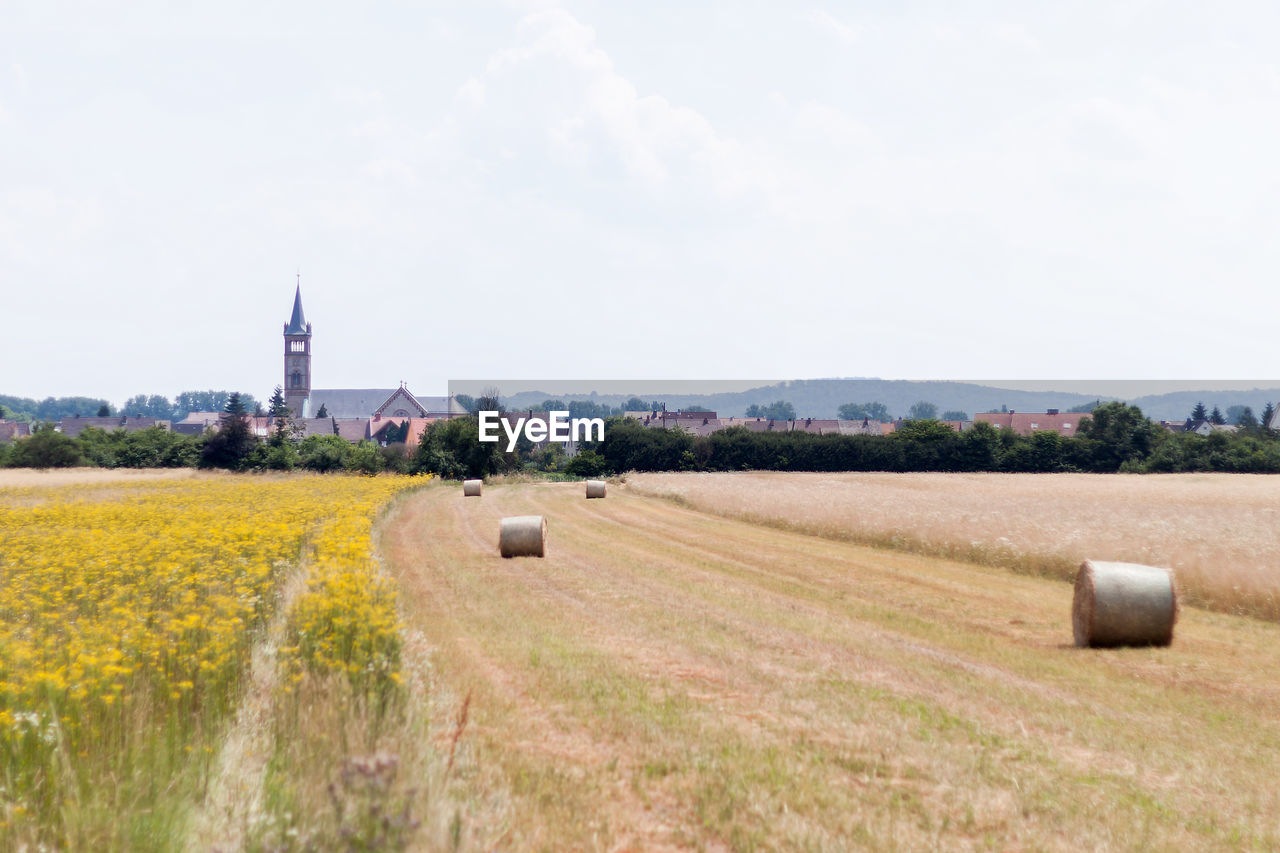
[[382, 480, 1280, 850], [625, 471, 1280, 620], [0, 466, 197, 488]]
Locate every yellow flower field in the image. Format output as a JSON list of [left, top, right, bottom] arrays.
[[0, 473, 419, 849]]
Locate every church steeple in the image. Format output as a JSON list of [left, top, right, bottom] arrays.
[[283, 276, 313, 417], [285, 282, 310, 335]]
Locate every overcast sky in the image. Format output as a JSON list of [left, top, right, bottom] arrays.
[[4, 1, 1280, 405]]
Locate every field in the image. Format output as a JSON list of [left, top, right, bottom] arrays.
[[386, 478, 1280, 850], [4, 470, 1280, 850], [0, 471, 419, 850], [625, 471, 1280, 620]]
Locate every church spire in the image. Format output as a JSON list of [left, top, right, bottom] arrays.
[[285, 280, 310, 335]]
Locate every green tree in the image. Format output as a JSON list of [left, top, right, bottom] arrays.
[[621, 396, 664, 413], [1190, 401, 1208, 422], [565, 450, 607, 477], [1209, 406, 1226, 425], [122, 394, 175, 418], [298, 434, 351, 473], [267, 386, 291, 444], [1227, 405, 1259, 431], [1076, 401, 1163, 471], [837, 401, 891, 422], [346, 441, 384, 475], [1067, 400, 1099, 414], [1262, 402, 1276, 434], [8, 424, 84, 469], [411, 416, 507, 478], [200, 393, 258, 470], [96, 404, 112, 417], [940, 410, 968, 421], [745, 400, 796, 420], [907, 401, 938, 421]]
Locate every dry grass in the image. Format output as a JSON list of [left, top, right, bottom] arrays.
[[379, 481, 1280, 850], [0, 466, 198, 487], [624, 471, 1280, 620]]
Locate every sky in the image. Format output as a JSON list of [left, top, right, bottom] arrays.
[[4, 1, 1280, 405]]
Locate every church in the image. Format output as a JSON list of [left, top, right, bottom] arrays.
[[282, 284, 465, 424]]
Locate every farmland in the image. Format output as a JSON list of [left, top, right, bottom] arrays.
[[385, 478, 1280, 850], [0, 471, 418, 850], [3, 470, 1280, 850], [626, 471, 1280, 620]]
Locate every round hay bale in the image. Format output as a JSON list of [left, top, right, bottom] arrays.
[[462, 479, 483, 497], [1072, 560, 1177, 648], [585, 479, 607, 499], [499, 515, 547, 558]]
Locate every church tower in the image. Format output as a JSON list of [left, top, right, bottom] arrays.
[[283, 281, 312, 417]]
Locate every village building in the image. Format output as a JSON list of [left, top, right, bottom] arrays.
[[973, 410, 1084, 437], [1181, 419, 1239, 436], [57, 415, 169, 438], [281, 286, 465, 422], [0, 420, 32, 442]]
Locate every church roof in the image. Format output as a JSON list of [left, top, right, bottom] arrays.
[[374, 387, 429, 418], [285, 285, 310, 335], [308, 389, 398, 419], [308, 389, 468, 419]]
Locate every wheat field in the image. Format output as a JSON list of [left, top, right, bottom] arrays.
[[382, 480, 1280, 850], [624, 471, 1280, 620]]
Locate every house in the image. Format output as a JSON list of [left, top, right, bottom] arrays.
[[58, 416, 169, 439], [0, 420, 32, 442], [172, 412, 225, 436], [837, 418, 884, 436], [1182, 419, 1238, 437], [789, 418, 840, 435], [973, 410, 1084, 437], [369, 416, 438, 451]]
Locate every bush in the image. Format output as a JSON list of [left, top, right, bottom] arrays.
[[410, 417, 509, 479], [345, 441, 383, 476], [299, 435, 352, 473], [7, 424, 83, 469], [564, 450, 607, 477]]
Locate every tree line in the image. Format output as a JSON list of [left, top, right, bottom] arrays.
[[9, 398, 1280, 478], [0, 390, 261, 423]]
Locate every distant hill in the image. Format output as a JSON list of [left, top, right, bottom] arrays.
[[498, 380, 1280, 423], [1129, 389, 1280, 422]]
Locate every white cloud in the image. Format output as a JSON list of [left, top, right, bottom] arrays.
[[332, 85, 385, 107], [358, 158, 416, 184], [805, 9, 858, 44], [467, 8, 778, 201], [455, 77, 485, 108]]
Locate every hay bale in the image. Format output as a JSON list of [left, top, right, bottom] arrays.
[[462, 479, 483, 497], [585, 479, 607, 499], [499, 515, 547, 558], [1072, 560, 1177, 648]]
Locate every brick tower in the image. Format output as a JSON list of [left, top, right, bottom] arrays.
[[283, 280, 312, 417]]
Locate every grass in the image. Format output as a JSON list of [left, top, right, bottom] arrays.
[[378, 479, 1280, 849], [0, 471, 421, 850], [624, 471, 1280, 620]]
